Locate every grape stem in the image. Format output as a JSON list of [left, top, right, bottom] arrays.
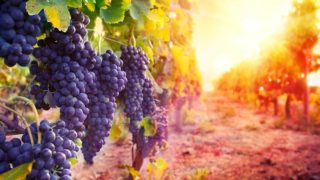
[[86, 29, 127, 45], [9, 96, 41, 144], [129, 23, 136, 46], [0, 103, 34, 145], [103, 36, 127, 46]]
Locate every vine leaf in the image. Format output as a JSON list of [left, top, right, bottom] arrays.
[[147, 8, 168, 27], [96, 0, 111, 8], [74, 138, 82, 146], [172, 45, 189, 75], [129, 0, 152, 21], [139, 117, 157, 137], [84, 0, 95, 12], [66, 0, 83, 8], [26, 0, 71, 32], [26, 0, 46, 15], [109, 122, 122, 141], [119, 165, 141, 179], [147, 158, 168, 180], [0, 162, 33, 180], [44, 0, 71, 32], [100, 0, 131, 24], [69, 158, 78, 165]]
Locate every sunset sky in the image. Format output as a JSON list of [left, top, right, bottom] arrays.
[[192, 0, 293, 91]]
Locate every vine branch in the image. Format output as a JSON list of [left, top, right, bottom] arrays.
[[9, 96, 41, 144], [0, 103, 34, 145]]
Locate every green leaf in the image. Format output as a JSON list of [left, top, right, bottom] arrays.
[[74, 138, 82, 146], [44, 0, 71, 32], [0, 162, 33, 180], [139, 117, 157, 137], [27, 0, 71, 32], [85, 0, 96, 12], [129, 0, 152, 21], [69, 158, 78, 165], [109, 122, 122, 141], [100, 0, 131, 24], [96, 0, 111, 8], [26, 0, 46, 15], [66, 0, 83, 8]]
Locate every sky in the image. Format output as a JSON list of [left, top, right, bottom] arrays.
[[191, 0, 293, 91]]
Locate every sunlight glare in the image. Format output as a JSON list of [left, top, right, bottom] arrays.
[[242, 19, 260, 33], [192, 0, 293, 91], [308, 71, 320, 87], [94, 17, 104, 37]]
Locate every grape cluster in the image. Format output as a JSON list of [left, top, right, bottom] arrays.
[[142, 108, 168, 157], [0, 131, 33, 173], [121, 45, 168, 159], [19, 120, 74, 179], [142, 79, 156, 116], [0, 0, 41, 67], [81, 50, 127, 163], [121, 45, 150, 136], [29, 9, 95, 140], [0, 121, 77, 179], [29, 8, 127, 164]]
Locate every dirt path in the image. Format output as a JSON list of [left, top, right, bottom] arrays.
[[71, 94, 320, 180]]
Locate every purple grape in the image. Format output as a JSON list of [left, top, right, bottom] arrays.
[[0, 0, 42, 67]]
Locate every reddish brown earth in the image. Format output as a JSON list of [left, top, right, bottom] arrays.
[[71, 94, 320, 180]]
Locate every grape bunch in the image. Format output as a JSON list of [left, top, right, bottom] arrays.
[[142, 78, 156, 116], [81, 50, 127, 163], [23, 120, 75, 179], [29, 9, 95, 140], [0, 0, 41, 67], [121, 45, 167, 158], [29, 8, 127, 164], [0, 120, 78, 179], [142, 107, 168, 157], [121, 45, 156, 137], [0, 131, 33, 173]]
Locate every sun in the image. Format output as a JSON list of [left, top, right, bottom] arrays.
[[242, 18, 260, 33]]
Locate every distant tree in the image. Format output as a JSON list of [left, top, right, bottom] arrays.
[[284, 0, 319, 123]]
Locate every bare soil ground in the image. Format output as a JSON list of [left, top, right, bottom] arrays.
[[71, 94, 320, 180]]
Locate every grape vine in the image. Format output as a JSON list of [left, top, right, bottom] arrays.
[[0, 0, 200, 179]]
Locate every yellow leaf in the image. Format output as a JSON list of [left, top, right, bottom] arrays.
[[172, 45, 189, 75], [128, 166, 140, 179], [118, 165, 141, 179], [44, 0, 71, 32], [0, 162, 33, 180], [147, 158, 168, 180], [144, 19, 157, 33], [85, 0, 95, 11], [109, 122, 122, 141], [147, 8, 169, 27]]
